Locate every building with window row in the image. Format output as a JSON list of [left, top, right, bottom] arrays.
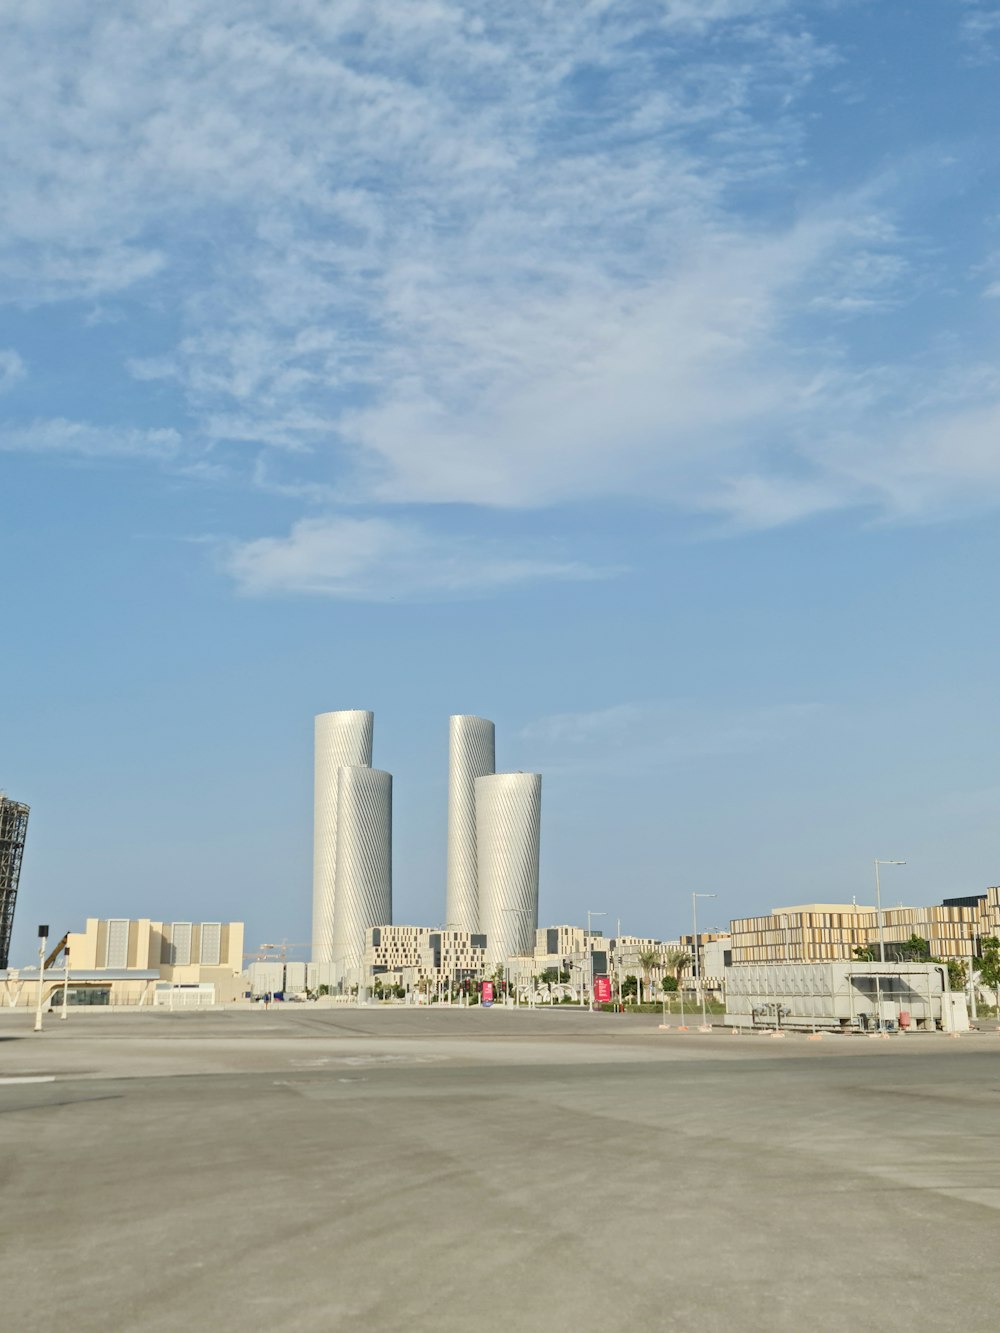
[[729, 890, 1000, 966], [0, 918, 247, 1008]]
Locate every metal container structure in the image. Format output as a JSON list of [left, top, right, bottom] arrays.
[[312, 710, 374, 963], [723, 961, 957, 1031], [476, 773, 541, 968], [0, 796, 30, 970], [446, 715, 495, 933], [332, 767, 392, 985]]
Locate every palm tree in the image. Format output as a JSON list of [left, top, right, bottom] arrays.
[[662, 948, 692, 988], [638, 948, 661, 1004]]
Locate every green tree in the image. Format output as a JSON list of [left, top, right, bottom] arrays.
[[661, 975, 679, 993], [943, 958, 967, 990], [896, 933, 930, 962], [977, 937, 1000, 1003], [621, 973, 638, 999], [662, 948, 691, 986], [853, 944, 875, 962]]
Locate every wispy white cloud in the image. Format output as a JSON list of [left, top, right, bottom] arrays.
[[0, 349, 26, 394], [0, 418, 180, 459], [0, 3, 997, 552], [221, 514, 616, 600], [517, 700, 822, 774], [959, 2, 1000, 62]]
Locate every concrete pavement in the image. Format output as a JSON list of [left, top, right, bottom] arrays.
[[1, 1008, 997, 1331]]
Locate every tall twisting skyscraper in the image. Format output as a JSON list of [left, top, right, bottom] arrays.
[[446, 715, 495, 932], [476, 772, 541, 968], [332, 766, 392, 983], [312, 710, 374, 963]]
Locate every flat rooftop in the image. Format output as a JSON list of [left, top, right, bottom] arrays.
[[1, 1007, 997, 1330]]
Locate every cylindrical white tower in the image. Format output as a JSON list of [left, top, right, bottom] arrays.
[[332, 766, 392, 984], [446, 715, 496, 932], [312, 710, 374, 963], [476, 772, 541, 969]]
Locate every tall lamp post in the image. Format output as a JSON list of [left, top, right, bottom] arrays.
[[586, 911, 607, 1011], [61, 945, 70, 1021], [873, 859, 905, 1031], [873, 860, 906, 963], [692, 894, 716, 1030], [33, 925, 48, 1033]]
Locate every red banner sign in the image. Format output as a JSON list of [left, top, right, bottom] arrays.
[[481, 981, 494, 1005], [593, 976, 612, 1004]]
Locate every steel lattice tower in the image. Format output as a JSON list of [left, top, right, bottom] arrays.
[[0, 796, 30, 969]]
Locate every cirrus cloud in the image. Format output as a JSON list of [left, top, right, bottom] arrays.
[[222, 514, 618, 600]]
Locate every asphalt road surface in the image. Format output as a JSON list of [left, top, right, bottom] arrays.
[[2, 1007, 998, 1331]]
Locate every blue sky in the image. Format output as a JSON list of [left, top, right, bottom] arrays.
[[3, 1, 1000, 962]]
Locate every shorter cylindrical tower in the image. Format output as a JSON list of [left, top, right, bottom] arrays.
[[446, 715, 496, 933], [476, 772, 541, 969], [332, 766, 392, 984], [312, 710, 374, 964]]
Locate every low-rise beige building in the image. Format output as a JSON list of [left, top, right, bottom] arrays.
[[365, 925, 486, 987], [730, 894, 1000, 966], [1, 918, 246, 1008]]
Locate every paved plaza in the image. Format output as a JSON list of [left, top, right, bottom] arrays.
[[2, 1007, 998, 1331]]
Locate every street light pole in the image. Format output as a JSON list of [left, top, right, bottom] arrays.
[[873, 859, 905, 1031], [692, 894, 716, 1030], [61, 945, 70, 1021], [873, 859, 906, 963], [34, 925, 48, 1033]]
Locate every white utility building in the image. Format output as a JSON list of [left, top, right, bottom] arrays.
[[446, 714, 496, 933]]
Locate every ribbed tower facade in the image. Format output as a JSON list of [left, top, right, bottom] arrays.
[[332, 766, 393, 982], [475, 772, 541, 968], [446, 715, 496, 932], [312, 710, 374, 963]]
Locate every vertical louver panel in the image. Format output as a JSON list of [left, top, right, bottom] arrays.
[[200, 922, 222, 966], [171, 922, 192, 966], [105, 918, 130, 969]]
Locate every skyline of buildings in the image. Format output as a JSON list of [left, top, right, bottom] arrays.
[[311, 709, 542, 984]]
